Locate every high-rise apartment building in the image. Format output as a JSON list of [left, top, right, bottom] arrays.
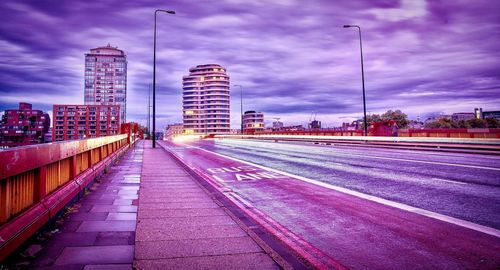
[[0, 103, 50, 148], [182, 64, 230, 135], [53, 105, 120, 142], [84, 44, 127, 123]]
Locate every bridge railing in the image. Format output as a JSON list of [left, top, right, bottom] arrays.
[[0, 134, 135, 260]]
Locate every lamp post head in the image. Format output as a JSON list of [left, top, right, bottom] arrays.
[[343, 25, 352, 28], [156, 9, 175, 14]]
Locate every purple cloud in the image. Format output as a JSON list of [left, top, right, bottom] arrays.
[[0, 0, 499, 128]]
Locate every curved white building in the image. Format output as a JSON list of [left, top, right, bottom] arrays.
[[183, 64, 230, 135], [243, 111, 264, 134]]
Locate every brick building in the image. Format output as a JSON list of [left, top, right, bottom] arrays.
[[0, 103, 50, 148], [164, 123, 183, 140], [53, 104, 120, 142]]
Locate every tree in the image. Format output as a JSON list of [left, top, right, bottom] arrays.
[[457, 120, 471, 128], [424, 118, 456, 129], [365, 114, 381, 127], [467, 118, 487, 128], [381, 110, 409, 128], [485, 117, 500, 128]]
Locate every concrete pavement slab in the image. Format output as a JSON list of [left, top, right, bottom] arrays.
[[77, 220, 136, 232], [135, 236, 262, 259], [136, 224, 247, 241], [134, 253, 280, 270], [54, 245, 134, 265], [137, 208, 227, 218]]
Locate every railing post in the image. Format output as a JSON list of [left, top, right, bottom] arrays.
[[70, 156, 77, 179], [88, 149, 94, 169], [0, 180, 11, 222], [34, 166, 47, 202]]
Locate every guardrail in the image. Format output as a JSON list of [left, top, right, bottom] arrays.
[[0, 134, 135, 261], [399, 128, 500, 138], [255, 130, 364, 136], [213, 134, 500, 153], [253, 128, 500, 138]]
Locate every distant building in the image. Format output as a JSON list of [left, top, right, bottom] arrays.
[[243, 111, 264, 133], [308, 120, 321, 129], [164, 123, 183, 140], [408, 120, 424, 129], [44, 127, 53, 143], [474, 108, 483, 119], [342, 120, 361, 131], [182, 64, 230, 135], [53, 104, 120, 142], [272, 120, 284, 130], [483, 110, 500, 120], [84, 44, 127, 123], [282, 125, 305, 131], [155, 132, 164, 140], [451, 113, 475, 122], [424, 114, 450, 126], [0, 102, 50, 148]]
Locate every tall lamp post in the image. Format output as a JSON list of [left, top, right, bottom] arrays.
[[343, 24, 368, 136], [152, 9, 175, 148], [234, 84, 244, 134], [147, 84, 151, 139]]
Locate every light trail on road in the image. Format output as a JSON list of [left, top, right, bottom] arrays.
[[161, 139, 500, 270], [190, 138, 500, 229]]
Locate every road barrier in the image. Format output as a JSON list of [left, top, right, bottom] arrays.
[[399, 128, 500, 138], [0, 134, 137, 261], [213, 134, 500, 154]]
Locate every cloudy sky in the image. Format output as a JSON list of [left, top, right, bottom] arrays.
[[1, 0, 499, 128]]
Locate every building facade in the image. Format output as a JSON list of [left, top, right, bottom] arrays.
[[0, 103, 50, 148], [483, 111, 500, 120], [164, 123, 183, 140], [242, 111, 264, 134], [53, 105, 120, 142], [451, 113, 475, 122], [182, 64, 230, 135], [84, 44, 127, 123], [272, 120, 284, 130]]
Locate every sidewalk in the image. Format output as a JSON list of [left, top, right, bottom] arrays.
[[28, 141, 144, 269], [134, 143, 280, 270]]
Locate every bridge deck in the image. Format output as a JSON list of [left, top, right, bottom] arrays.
[[17, 141, 279, 270], [134, 143, 279, 269]]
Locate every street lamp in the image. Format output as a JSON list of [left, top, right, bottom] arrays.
[[233, 84, 243, 134], [152, 9, 175, 148], [343, 24, 368, 136]]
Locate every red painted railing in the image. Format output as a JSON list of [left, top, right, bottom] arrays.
[[0, 134, 137, 261], [254, 128, 500, 138], [255, 130, 364, 136], [399, 128, 500, 138]]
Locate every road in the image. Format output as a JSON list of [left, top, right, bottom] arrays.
[[189, 138, 500, 229], [161, 139, 500, 269]]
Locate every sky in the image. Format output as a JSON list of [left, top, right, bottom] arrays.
[[0, 0, 499, 129]]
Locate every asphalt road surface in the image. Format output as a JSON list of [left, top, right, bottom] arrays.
[[189, 138, 500, 230], [162, 139, 500, 269]]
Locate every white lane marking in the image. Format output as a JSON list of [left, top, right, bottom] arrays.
[[192, 146, 500, 238], [431, 178, 468, 185], [214, 139, 500, 172], [343, 153, 500, 171]]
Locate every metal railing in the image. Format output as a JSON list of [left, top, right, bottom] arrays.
[[0, 134, 134, 261]]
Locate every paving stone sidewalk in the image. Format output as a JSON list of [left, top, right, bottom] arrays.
[[134, 143, 280, 270], [29, 141, 144, 270]]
